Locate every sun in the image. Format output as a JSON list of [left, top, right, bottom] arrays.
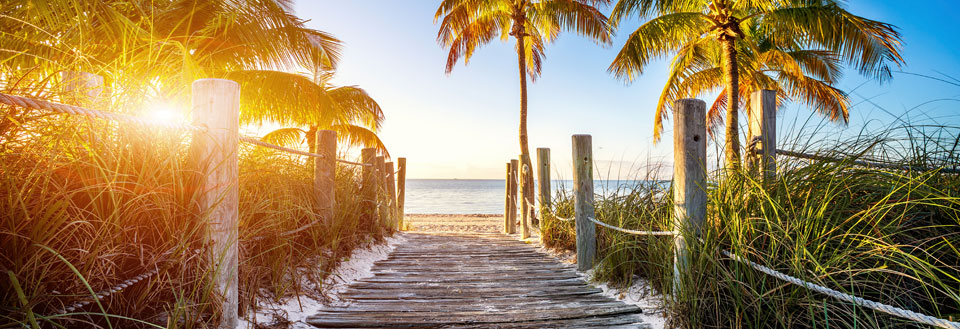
[[145, 102, 186, 124]]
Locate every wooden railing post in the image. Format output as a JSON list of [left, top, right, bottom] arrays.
[[397, 158, 407, 230], [572, 135, 596, 271], [520, 162, 531, 239], [537, 148, 551, 216], [375, 156, 387, 226], [672, 98, 707, 301], [385, 161, 398, 230], [189, 79, 240, 329], [360, 148, 377, 230], [504, 160, 519, 234], [748, 89, 777, 180], [315, 130, 336, 223]]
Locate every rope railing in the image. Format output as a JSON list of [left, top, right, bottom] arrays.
[[721, 249, 960, 329], [238, 135, 372, 167], [337, 158, 370, 167], [0, 93, 206, 132], [585, 216, 676, 236], [777, 148, 960, 174], [239, 135, 325, 158], [55, 266, 160, 315]]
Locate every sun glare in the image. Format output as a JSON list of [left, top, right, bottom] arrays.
[[145, 103, 186, 124]]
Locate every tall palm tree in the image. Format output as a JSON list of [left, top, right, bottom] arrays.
[[435, 0, 614, 223], [225, 69, 388, 155], [609, 0, 904, 170], [655, 31, 849, 139]]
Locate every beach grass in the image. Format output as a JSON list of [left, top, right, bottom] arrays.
[[541, 122, 960, 328], [0, 115, 391, 328]]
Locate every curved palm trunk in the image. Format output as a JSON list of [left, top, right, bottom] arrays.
[[721, 38, 741, 171], [514, 23, 537, 230]]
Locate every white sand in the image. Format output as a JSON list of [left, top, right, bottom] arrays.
[[240, 234, 406, 329]]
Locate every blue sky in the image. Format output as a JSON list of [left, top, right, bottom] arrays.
[[295, 1, 960, 179]]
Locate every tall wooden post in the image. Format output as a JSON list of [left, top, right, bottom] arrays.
[[520, 162, 531, 239], [189, 79, 240, 329], [521, 154, 537, 229], [375, 156, 387, 226], [315, 130, 336, 222], [360, 148, 377, 230], [505, 160, 519, 234], [385, 161, 398, 230], [572, 135, 596, 271], [672, 98, 707, 301], [537, 148, 551, 215], [396, 158, 407, 230], [748, 89, 777, 179]]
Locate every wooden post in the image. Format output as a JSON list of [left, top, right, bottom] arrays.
[[505, 160, 519, 234], [385, 161, 398, 230], [189, 79, 240, 329], [572, 135, 596, 271], [672, 98, 707, 301], [396, 158, 407, 230], [520, 154, 537, 229], [537, 148, 551, 215], [315, 130, 336, 222], [375, 156, 387, 226], [748, 89, 777, 179], [360, 148, 377, 230], [520, 162, 530, 239]]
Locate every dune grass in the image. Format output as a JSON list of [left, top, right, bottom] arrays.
[[0, 112, 391, 328], [541, 123, 960, 328]]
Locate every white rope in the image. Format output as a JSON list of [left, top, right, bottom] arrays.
[[585, 216, 677, 236], [721, 249, 960, 329], [239, 135, 325, 158], [338, 158, 371, 167], [0, 93, 206, 132], [55, 266, 160, 314], [552, 214, 575, 222], [777, 149, 960, 174]]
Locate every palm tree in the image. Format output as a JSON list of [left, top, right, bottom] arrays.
[[609, 0, 904, 170], [1, 0, 341, 100], [435, 0, 614, 223], [225, 69, 388, 155], [655, 31, 849, 140]]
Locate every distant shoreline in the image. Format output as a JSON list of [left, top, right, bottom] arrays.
[[406, 213, 500, 217]]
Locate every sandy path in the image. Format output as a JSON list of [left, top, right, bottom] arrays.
[[404, 214, 503, 233]]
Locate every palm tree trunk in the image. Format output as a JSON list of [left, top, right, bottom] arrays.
[[721, 38, 741, 171], [514, 23, 537, 230], [306, 125, 319, 154]]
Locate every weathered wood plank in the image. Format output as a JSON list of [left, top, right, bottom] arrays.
[[307, 232, 648, 328]]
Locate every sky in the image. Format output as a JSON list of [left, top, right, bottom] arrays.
[[294, 1, 960, 180]]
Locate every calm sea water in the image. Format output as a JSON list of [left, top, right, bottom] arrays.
[[404, 179, 655, 214]]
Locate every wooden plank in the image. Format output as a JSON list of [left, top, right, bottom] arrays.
[[309, 232, 648, 328]]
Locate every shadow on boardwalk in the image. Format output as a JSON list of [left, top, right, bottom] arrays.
[[307, 220, 652, 328]]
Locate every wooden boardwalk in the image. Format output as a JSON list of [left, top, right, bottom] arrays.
[[307, 232, 650, 328]]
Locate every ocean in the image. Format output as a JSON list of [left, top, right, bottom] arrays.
[[404, 179, 655, 214]]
